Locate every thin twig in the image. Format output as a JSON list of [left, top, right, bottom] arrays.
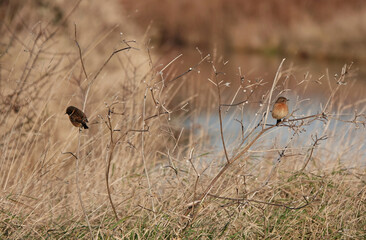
[[185, 124, 277, 224], [263, 58, 286, 128], [167, 54, 210, 85], [263, 130, 298, 186], [208, 193, 314, 210], [142, 88, 156, 217], [94, 47, 134, 81], [76, 131, 93, 238], [104, 108, 119, 221], [74, 25, 89, 83], [300, 135, 328, 171], [215, 72, 230, 164]]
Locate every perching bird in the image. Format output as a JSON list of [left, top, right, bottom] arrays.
[[272, 97, 289, 125], [65, 106, 89, 129]]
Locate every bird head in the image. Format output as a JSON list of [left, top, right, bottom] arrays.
[[276, 97, 289, 103], [65, 106, 75, 115]]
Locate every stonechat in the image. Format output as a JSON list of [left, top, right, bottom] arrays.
[[272, 97, 289, 125], [65, 106, 89, 129]]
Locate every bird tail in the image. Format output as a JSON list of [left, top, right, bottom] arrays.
[[276, 119, 281, 125], [82, 122, 89, 129]]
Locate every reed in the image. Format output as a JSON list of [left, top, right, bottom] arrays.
[[0, 0, 365, 239]]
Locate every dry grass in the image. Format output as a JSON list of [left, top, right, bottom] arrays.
[[0, 0, 366, 239]]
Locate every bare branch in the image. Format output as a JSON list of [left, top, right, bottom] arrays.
[[208, 193, 314, 210], [105, 106, 119, 221], [300, 135, 328, 171], [74, 24, 89, 83]]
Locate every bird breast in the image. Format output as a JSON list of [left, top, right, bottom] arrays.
[[272, 103, 288, 119]]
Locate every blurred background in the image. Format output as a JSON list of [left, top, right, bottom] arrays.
[[2, 0, 366, 80], [121, 0, 366, 59], [119, 0, 366, 112]]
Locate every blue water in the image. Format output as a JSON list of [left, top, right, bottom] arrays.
[[182, 100, 366, 167]]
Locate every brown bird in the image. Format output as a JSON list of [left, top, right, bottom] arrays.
[[272, 97, 289, 125], [65, 106, 89, 129]]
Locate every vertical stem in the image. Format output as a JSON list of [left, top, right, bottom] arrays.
[[216, 84, 230, 164], [76, 129, 93, 238], [213, 66, 229, 164], [142, 88, 156, 216], [106, 118, 119, 221], [263, 58, 286, 128]]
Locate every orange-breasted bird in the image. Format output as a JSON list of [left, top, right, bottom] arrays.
[[272, 97, 289, 125], [65, 106, 89, 129]]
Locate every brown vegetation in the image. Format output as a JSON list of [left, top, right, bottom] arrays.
[[121, 0, 366, 60], [0, 0, 365, 239]]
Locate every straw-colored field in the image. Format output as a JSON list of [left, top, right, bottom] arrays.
[[1, 1, 365, 239]]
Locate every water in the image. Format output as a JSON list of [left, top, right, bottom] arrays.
[[157, 48, 366, 164]]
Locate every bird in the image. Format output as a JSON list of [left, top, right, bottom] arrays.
[[65, 106, 89, 129], [272, 97, 289, 125]]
